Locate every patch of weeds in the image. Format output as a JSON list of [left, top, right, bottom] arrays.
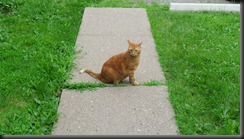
[[0, 0, 24, 15], [63, 82, 107, 92], [142, 80, 165, 86], [90, 0, 148, 8]]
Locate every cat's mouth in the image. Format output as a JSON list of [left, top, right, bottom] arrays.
[[130, 54, 137, 57]]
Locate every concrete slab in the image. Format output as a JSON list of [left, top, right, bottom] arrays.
[[79, 8, 152, 36], [52, 87, 179, 135], [170, 3, 240, 12]]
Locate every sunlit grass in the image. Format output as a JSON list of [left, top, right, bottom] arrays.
[[146, 4, 240, 135]]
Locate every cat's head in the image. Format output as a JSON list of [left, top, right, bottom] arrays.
[[127, 40, 142, 57]]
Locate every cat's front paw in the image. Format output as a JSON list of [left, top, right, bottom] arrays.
[[132, 81, 140, 86]]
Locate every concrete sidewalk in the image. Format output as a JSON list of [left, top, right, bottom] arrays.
[[52, 8, 179, 135], [170, 3, 240, 12]]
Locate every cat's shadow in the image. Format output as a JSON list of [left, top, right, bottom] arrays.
[[106, 80, 135, 87]]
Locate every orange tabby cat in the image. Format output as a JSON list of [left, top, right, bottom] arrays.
[[79, 40, 142, 86]]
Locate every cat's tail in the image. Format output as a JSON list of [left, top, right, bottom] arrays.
[[79, 68, 102, 81]]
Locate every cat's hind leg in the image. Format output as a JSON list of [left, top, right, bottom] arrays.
[[101, 67, 120, 85]]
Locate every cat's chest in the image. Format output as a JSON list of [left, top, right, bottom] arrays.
[[122, 60, 139, 72], [128, 62, 139, 69]]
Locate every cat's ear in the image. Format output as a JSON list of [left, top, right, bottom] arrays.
[[138, 42, 142, 47], [127, 40, 131, 44]]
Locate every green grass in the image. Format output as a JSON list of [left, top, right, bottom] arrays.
[[142, 80, 165, 86], [0, 0, 101, 135], [63, 80, 165, 90], [147, 5, 240, 135], [64, 82, 107, 92], [1, 0, 240, 135]]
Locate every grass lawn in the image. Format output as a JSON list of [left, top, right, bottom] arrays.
[[1, 0, 240, 135], [147, 5, 240, 135]]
